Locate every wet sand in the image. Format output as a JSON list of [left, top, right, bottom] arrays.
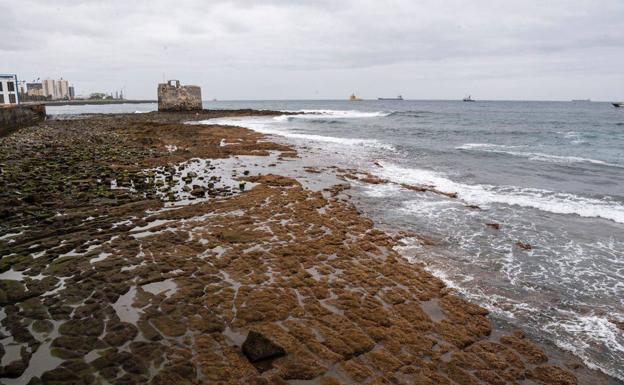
[[0, 111, 616, 384]]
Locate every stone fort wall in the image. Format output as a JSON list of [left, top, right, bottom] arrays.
[[157, 80, 202, 112]]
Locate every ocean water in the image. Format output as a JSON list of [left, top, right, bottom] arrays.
[[49, 100, 624, 381]]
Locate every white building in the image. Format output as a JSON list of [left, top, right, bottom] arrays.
[[42, 78, 70, 100], [0, 74, 19, 105]]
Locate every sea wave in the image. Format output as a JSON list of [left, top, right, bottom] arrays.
[[457, 143, 621, 168], [277, 109, 391, 120], [194, 117, 395, 151], [263, 130, 396, 150], [376, 162, 624, 224], [388, 110, 432, 117], [545, 311, 624, 381]]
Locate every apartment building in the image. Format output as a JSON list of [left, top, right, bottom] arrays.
[[0, 74, 19, 105], [42, 78, 71, 100]]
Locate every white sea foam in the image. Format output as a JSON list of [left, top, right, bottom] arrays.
[[361, 183, 402, 198], [196, 116, 395, 151], [457, 143, 621, 168], [458, 143, 522, 150], [277, 109, 391, 120], [376, 162, 624, 224], [555, 313, 624, 354], [264, 131, 395, 150], [423, 266, 466, 292], [546, 312, 624, 381]]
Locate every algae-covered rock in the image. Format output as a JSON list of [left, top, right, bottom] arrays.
[[137, 319, 162, 341], [103, 321, 138, 346], [151, 315, 187, 337], [500, 333, 548, 364], [0, 280, 29, 305], [18, 298, 48, 321], [32, 319, 54, 334], [58, 318, 104, 337], [188, 312, 224, 333], [51, 335, 104, 355], [150, 362, 197, 385], [40, 359, 94, 384]]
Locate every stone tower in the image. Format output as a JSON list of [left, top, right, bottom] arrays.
[[157, 80, 202, 112]]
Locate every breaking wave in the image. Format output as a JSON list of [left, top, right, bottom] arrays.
[[376, 162, 624, 224], [545, 312, 624, 381], [277, 109, 391, 120], [194, 117, 395, 151], [457, 143, 622, 168]]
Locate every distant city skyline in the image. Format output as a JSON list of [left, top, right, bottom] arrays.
[[3, 1, 623, 101]]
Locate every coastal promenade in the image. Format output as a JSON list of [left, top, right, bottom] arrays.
[[0, 111, 607, 384]]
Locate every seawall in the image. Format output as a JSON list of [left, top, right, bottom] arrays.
[[0, 104, 46, 137]]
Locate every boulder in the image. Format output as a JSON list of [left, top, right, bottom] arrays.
[[190, 186, 206, 197], [515, 241, 532, 250], [242, 331, 286, 363]]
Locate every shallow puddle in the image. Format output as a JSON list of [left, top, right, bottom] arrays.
[[0, 338, 23, 367], [420, 298, 446, 322], [142, 279, 178, 298], [112, 286, 140, 324], [0, 269, 25, 281], [89, 252, 112, 264], [222, 326, 246, 347]]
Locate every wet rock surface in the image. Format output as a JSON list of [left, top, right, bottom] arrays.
[[0, 110, 606, 384]]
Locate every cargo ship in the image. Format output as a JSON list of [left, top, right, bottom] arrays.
[[378, 95, 403, 101]]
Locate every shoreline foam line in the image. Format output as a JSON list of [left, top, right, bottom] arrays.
[[195, 117, 396, 151], [376, 162, 624, 224]]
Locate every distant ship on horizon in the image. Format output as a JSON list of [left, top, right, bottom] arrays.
[[349, 93, 362, 101], [463, 95, 475, 102], [572, 99, 591, 102], [613, 102, 623, 108], [378, 95, 404, 101]]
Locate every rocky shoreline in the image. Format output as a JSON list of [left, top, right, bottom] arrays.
[[0, 111, 610, 384]]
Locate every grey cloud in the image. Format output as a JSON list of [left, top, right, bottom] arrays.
[[4, 0, 624, 100]]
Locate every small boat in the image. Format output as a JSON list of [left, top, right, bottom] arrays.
[[463, 95, 475, 102], [378, 95, 404, 101], [613, 102, 623, 108], [349, 93, 362, 101]]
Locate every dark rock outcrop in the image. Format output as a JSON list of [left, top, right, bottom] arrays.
[[516, 241, 532, 250], [242, 330, 286, 363]]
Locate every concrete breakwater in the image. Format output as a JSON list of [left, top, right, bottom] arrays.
[[0, 104, 46, 137]]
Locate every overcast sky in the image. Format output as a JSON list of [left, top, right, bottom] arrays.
[[3, 0, 623, 100]]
